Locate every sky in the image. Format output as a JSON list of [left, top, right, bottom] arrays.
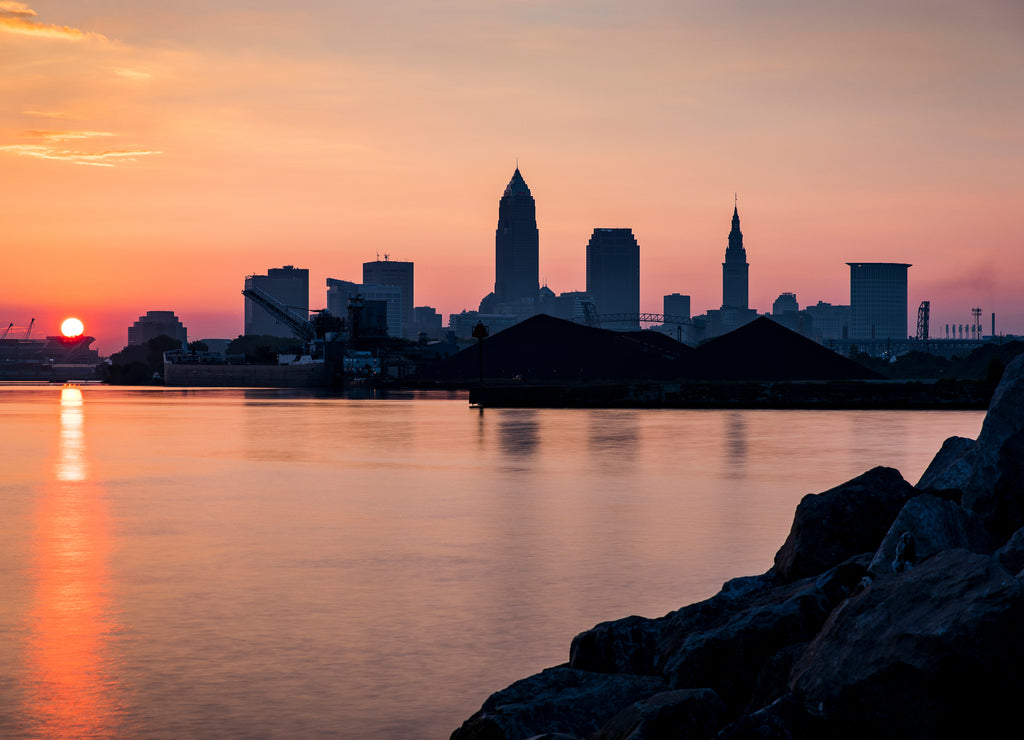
[[2, 0, 1022, 354]]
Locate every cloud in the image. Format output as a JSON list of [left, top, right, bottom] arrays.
[[114, 67, 153, 81], [27, 130, 114, 141], [0, 143, 161, 167], [21, 110, 70, 120], [0, 1, 107, 41]]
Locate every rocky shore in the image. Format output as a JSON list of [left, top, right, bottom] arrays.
[[451, 355, 1024, 740]]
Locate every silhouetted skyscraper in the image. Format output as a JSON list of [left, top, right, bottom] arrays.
[[494, 168, 539, 306], [848, 262, 911, 340], [363, 257, 414, 339], [586, 228, 640, 331], [722, 203, 749, 310]]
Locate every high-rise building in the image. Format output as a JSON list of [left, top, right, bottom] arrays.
[[848, 262, 911, 340], [664, 293, 691, 320], [494, 167, 539, 306], [326, 278, 402, 338], [128, 310, 187, 346], [554, 291, 595, 324], [412, 306, 443, 340], [586, 228, 640, 331], [722, 203, 749, 310], [363, 258, 414, 339], [244, 266, 309, 337], [803, 301, 851, 341]]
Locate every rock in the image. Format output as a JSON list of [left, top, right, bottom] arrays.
[[789, 549, 1024, 739], [716, 695, 818, 740], [569, 615, 661, 675], [659, 556, 868, 713], [569, 573, 777, 676], [449, 666, 666, 740], [591, 689, 727, 740], [916, 435, 976, 492], [867, 494, 993, 575], [773, 467, 916, 583], [963, 354, 1024, 539], [996, 526, 1024, 574], [744, 643, 807, 714]]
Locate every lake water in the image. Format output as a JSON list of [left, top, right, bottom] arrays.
[[0, 385, 985, 738]]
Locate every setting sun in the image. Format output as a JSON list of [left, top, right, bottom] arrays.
[[61, 318, 84, 338]]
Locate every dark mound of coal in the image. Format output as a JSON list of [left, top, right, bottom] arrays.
[[692, 317, 882, 381]]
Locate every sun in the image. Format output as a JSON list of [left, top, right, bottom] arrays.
[[61, 318, 84, 338]]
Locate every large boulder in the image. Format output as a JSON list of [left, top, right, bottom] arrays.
[[658, 556, 868, 713], [773, 467, 916, 583], [591, 689, 727, 740], [570, 573, 776, 676], [997, 526, 1024, 574], [867, 494, 992, 575], [568, 615, 661, 675], [716, 695, 817, 740], [450, 666, 666, 740], [916, 435, 976, 493], [963, 354, 1024, 540], [789, 549, 1024, 739]]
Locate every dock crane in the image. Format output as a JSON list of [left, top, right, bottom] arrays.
[[0, 322, 11, 340], [24, 318, 34, 340], [240, 286, 316, 342]]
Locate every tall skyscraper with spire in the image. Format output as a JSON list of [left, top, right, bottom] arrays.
[[493, 167, 539, 306], [722, 201, 749, 310]]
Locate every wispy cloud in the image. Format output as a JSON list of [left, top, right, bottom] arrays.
[[27, 130, 114, 141], [21, 110, 70, 120], [0, 1, 107, 42], [0, 143, 161, 167], [114, 67, 153, 81]]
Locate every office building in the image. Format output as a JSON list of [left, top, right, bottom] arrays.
[[244, 266, 309, 338], [363, 258, 414, 339], [412, 306, 443, 340], [554, 291, 595, 324], [586, 228, 640, 331], [803, 301, 851, 342], [722, 203, 749, 310], [326, 278, 402, 338], [848, 262, 911, 340], [663, 293, 691, 320], [493, 167, 539, 307], [128, 310, 187, 346]]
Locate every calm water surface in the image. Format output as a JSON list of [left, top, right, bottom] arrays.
[[0, 385, 984, 738]]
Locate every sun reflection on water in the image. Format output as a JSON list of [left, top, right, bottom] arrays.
[[20, 385, 124, 738]]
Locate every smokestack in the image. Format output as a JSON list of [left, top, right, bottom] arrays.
[[992, 313, 996, 338]]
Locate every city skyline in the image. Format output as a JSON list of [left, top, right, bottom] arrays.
[[2, 1, 1022, 354]]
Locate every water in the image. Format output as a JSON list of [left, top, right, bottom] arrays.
[[0, 385, 984, 738]]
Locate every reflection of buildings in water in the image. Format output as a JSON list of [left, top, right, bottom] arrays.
[[22, 386, 123, 738], [497, 410, 539, 457], [724, 411, 748, 478], [586, 411, 640, 471]]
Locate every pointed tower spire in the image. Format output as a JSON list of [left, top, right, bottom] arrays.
[[723, 197, 749, 310]]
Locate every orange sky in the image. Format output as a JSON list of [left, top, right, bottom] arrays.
[[2, 0, 1022, 354]]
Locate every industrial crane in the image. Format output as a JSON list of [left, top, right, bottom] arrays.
[[24, 318, 34, 340], [240, 286, 316, 342], [0, 322, 11, 340]]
